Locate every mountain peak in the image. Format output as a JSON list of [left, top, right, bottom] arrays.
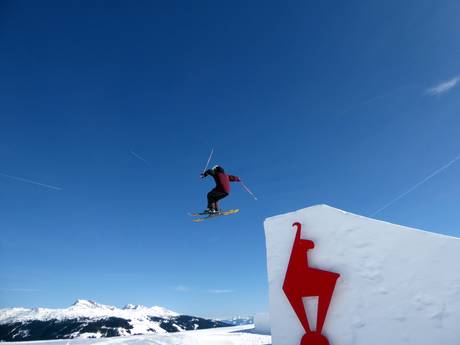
[[72, 299, 96, 307], [71, 299, 114, 310], [123, 304, 146, 310]]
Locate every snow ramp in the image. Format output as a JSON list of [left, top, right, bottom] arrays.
[[264, 204, 460, 345]]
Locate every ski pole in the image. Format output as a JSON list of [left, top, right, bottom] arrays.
[[202, 148, 214, 175], [240, 181, 258, 200]]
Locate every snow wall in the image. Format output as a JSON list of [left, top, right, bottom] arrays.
[[263, 204, 460, 345], [253, 312, 270, 335]]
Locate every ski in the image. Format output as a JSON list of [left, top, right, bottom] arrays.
[[188, 209, 239, 217], [188, 211, 211, 217], [190, 209, 239, 222]]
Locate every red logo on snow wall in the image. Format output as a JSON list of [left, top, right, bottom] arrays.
[[283, 222, 340, 345]]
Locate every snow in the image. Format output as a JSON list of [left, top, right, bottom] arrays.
[[0, 300, 179, 325], [7, 325, 270, 345], [78, 333, 103, 339], [218, 316, 253, 326], [253, 313, 270, 335], [264, 204, 460, 345]]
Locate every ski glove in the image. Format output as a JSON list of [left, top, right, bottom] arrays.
[[229, 175, 241, 182], [201, 169, 213, 178]]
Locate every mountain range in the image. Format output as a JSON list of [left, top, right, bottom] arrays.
[[0, 299, 233, 341]]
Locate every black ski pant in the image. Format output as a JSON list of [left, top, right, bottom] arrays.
[[207, 189, 229, 210]]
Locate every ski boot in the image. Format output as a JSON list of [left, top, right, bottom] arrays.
[[203, 208, 219, 215]]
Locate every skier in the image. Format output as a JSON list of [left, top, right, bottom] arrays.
[[201, 165, 240, 214]]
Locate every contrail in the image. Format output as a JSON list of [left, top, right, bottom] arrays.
[[339, 84, 415, 117], [130, 150, 151, 166], [340, 94, 385, 116], [371, 154, 460, 217], [0, 172, 62, 191]]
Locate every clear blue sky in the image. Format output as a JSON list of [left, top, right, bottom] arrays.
[[1, 0, 459, 318]]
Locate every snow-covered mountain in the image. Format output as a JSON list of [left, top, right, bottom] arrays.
[[0, 300, 230, 341]]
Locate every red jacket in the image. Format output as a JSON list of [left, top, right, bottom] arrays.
[[204, 169, 240, 193]]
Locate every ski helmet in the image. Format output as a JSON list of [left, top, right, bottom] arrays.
[[212, 165, 224, 173]]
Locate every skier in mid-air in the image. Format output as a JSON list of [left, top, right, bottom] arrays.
[[201, 165, 240, 214]]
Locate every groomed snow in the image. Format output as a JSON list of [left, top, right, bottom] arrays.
[[7, 325, 271, 345]]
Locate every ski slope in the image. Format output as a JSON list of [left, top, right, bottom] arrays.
[[9, 325, 271, 345]]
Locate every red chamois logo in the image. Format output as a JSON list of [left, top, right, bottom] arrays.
[[283, 222, 340, 345]]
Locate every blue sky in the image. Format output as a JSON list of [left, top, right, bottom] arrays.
[[1, 0, 459, 318]]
